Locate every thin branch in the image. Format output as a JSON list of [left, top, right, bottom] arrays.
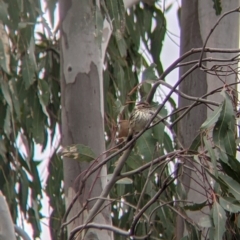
[[162, 201, 196, 227], [199, 7, 240, 67], [119, 150, 180, 178], [178, 56, 240, 68], [69, 223, 136, 239], [147, 47, 240, 102], [148, 200, 192, 224], [136, 153, 154, 212], [130, 173, 178, 235], [157, 80, 219, 106], [83, 145, 134, 227], [69, 221, 153, 240]]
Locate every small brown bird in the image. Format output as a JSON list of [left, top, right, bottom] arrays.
[[127, 101, 156, 142]]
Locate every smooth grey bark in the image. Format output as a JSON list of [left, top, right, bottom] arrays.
[[0, 192, 17, 240], [176, 0, 239, 239], [176, 1, 207, 239], [59, 0, 112, 239]]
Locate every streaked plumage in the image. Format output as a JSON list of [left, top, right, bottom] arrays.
[[127, 102, 155, 142]]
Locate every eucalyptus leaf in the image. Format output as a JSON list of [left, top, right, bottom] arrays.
[[126, 152, 144, 170], [203, 135, 217, 176], [141, 64, 157, 81], [219, 196, 240, 213], [213, 90, 236, 163], [4, 106, 11, 138], [163, 132, 174, 153], [213, 201, 226, 240], [198, 215, 213, 228], [9, 79, 21, 120], [107, 174, 133, 184], [189, 132, 202, 152], [212, 0, 222, 15], [136, 130, 157, 161], [220, 175, 240, 200], [0, 33, 10, 73], [184, 201, 207, 211], [22, 55, 36, 90], [201, 105, 222, 129], [19, 169, 29, 214], [0, 0, 9, 24], [60, 144, 96, 162]]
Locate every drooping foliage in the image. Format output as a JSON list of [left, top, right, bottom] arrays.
[[0, 0, 62, 237]]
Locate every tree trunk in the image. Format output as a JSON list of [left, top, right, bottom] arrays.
[[0, 192, 16, 240], [59, 0, 112, 239], [176, 0, 239, 239]]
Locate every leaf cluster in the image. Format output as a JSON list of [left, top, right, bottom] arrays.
[[0, 0, 62, 238]]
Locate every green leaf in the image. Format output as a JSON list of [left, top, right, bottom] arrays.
[[30, 160, 42, 198], [22, 55, 36, 89], [212, 0, 222, 15], [213, 90, 236, 163], [9, 79, 21, 120], [150, 9, 165, 76], [203, 135, 217, 176], [198, 215, 213, 228], [116, 31, 126, 57], [28, 92, 46, 144], [60, 144, 96, 162], [201, 105, 221, 129], [136, 130, 157, 161], [220, 175, 240, 200], [28, 205, 41, 238], [163, 132, 174, 153], [213, 201, 226, 240], [189, 132, 202, 152], [4, 106, 11, 138], [126, 152, 144, 170], [0, 31, 10, 73], [237, 216, 240, 228], [176, 182, 187, 200], [0, 1, 9, 24], [219, 196, 240, 213], [19, 169, 29, 214], [152, 121, 165, 145], [105, 0, 125, 33], [141, 64, 157, 81], [0, 77, 13, 110], [107, 174, 133, 184], [180, 236, 189, 240], [38, 80, 50, 116], [184, 201, 207, 211]]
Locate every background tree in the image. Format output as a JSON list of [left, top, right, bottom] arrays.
[[59, 0, 112, 239], [176, 1, 239, 239]]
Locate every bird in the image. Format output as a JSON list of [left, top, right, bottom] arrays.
[[127, 101, 156, 142]]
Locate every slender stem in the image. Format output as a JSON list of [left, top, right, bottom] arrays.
[[156, 80, 219, 106], [147, 47, 240, 102], [198, 7, 240, 67], [130, 174, 178, 235], [83, 145, 133, 228], [136, 155, 154, 212]]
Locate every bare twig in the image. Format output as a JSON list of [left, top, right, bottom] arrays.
[[130, 172, 178, 235], [198, 7, 240, 67], [147, 47, 240, 102]]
